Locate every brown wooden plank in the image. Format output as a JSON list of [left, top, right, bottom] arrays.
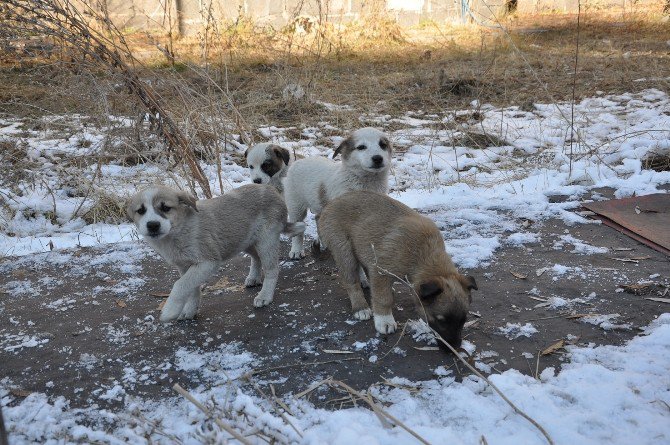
[[583, 194, 670, 254]]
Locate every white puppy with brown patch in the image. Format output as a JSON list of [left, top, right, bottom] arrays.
[[127, 184, 305, 322], [282, 127, 392, 260], [244, 143, 293, 193]]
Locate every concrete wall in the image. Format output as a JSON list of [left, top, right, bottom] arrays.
[[99, 0, 653, 34]]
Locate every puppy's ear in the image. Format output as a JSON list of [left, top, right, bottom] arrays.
[[419, 281, 442, 301], [177, 191, 198, 212], [458, 275, 478, 291], [244, 148, 249, 161], [379, 136, 392, 152], [333, 136, 352, 159], [274, 146, 291, 165]]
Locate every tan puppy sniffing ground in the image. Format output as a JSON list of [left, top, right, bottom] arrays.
[[317, 190, 477, 348]]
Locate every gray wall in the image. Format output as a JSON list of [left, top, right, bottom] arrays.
[[100, 0, 653, 35]]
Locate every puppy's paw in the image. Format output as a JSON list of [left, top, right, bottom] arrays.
[[353, 308, 372, 320], [244, 275, 263, 287], [253, 292, 274, 308], [374, 314, 397, 334], [178, 299, 199, 320], [160, 299, 183, 322], [288, 248, 305, 260]]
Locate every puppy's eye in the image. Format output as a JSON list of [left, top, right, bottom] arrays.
[[249, 165, 254, 170], [137, 205, 146, 216], [356, 145, 366, 151], [379, 140, 388, 150], [160, 203, 171, 212], [262, 160, 272, 167]]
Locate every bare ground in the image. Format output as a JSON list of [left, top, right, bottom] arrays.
[[1, 188, 668, 409]]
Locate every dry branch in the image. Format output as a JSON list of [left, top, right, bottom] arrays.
[[0, 0, 212, 197], [173, 383, 251, 445]]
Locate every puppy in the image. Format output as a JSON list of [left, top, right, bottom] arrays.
[[126, 184, 305, 322], [317, 191, 477, 348], [283, 127, 392, 260], [245, 143, 292, 193]]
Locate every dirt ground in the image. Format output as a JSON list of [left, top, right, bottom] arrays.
[[1, 187, 668, 410]]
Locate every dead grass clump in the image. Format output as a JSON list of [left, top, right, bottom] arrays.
[[80, 191, 126, 225], [265, 99, 327, 124], [458, 131, 511, 149], [643, 151, 670, 172], [0, 139, 34, 185]]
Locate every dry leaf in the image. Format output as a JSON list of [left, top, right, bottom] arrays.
[[630, 256, 652, 260], [541, 339, 565, 356], [634, 206, 641, 214], [149, 292, 170, 298], [510, 271, 528, 280], [322, 349, 354, 354], [10, 388, 33, 397], [645, 297, 670, 304], [610, 257, 640, 263], [534, 302, 552, 308], [48, 240, 54, 251], [536, 267, 549, 277], [158, 300, 166, 310], [565, 313, 592, 319], [116, 299, 127, 308], [613, 247, 633, 251], [413, 346, 440, 351], [621, 282, 653, 294], [527, 295, 548, 302], [464, 319, 479, 329]]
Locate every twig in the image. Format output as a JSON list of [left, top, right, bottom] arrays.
[[173, 383, 251, 445], [245, 356, 363, 378], [370, 258, 554, 445], [242, 376, 304, 438], [431, 326, 554, 445], [303, 379, 433, 445], [569, 0, 582, 179]]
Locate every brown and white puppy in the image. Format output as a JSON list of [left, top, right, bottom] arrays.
[[317, 190, 477, 349], [245, 143, 292, 193], [283, 127, 392, 260], [126, 184, 305, 322]]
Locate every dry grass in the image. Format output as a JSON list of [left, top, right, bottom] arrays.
[[2, 8, 669, 128], [0, 4, 669, 226]]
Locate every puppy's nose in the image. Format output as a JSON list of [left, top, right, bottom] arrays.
[[371, 155, 384, 167], [146, 221, 161, 233], [253, 178, 263, 184]]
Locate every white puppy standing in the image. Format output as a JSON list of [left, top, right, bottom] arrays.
[[127, 184, 305, 322], [282, 127, 392, 260]]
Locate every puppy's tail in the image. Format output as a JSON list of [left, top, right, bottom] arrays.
[[282, 222, 306, 237]]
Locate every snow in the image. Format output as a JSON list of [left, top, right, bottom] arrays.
[[2, 89, 670, 444], [498, 322, 539, 339], [1, 314, 668, 444]]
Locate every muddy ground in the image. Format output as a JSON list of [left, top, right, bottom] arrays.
[[1, 189, 668, 410]]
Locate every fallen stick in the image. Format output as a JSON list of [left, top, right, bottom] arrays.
[[301, 379, 432, 445], [429, 325, 555, 445], [173, 383, 251, 445]]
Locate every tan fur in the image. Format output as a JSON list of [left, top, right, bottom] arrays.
[[317, 190, 477, 347]]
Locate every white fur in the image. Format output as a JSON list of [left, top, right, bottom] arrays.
[[283, 127, 391, 259], [354, 308, 373, 320], [374, 313, 398, 334]]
